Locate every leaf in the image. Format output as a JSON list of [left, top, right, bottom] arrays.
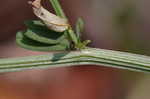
[[75, 18, 84, 39], [24, 20, 45, 26], [68, 29, 79, 45], [29, 0, 69, 32], [16, 31, 70, 51], [75, 40, 91, 49], [24, 20, 67, 44]]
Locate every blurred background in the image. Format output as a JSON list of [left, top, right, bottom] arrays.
[[0, 0, 150, 99]]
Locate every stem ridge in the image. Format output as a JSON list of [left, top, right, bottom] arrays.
[[0, 48, 150, 73]]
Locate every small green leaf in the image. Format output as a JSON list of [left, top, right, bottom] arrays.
[[16, 31, 70, 51], [75, 18, 84, 39], [24, 20, 45, 27], [24, 20, 67, 44], [75, 40, 91, 49], [68, 29, 78, 45]]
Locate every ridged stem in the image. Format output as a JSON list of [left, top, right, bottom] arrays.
[[0, 48, 150, 73]]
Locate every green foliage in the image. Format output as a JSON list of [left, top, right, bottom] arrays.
[[16, 20, 70, 51], [16, 31, 70, 51], [16, 0, 90, 51], [49, 0, 89, 49], [75, 17, 85, 40], [24, 20, 67, 44]]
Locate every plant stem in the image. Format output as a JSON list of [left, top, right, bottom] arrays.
[[49, 0, 79, 48], [49, 0, 66, 18], [0, 48, 150, 73]]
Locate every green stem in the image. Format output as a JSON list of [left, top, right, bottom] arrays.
[[49, 0, 66, 18], [0, 48, 150, 73], [49, 0, 79, 48]]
